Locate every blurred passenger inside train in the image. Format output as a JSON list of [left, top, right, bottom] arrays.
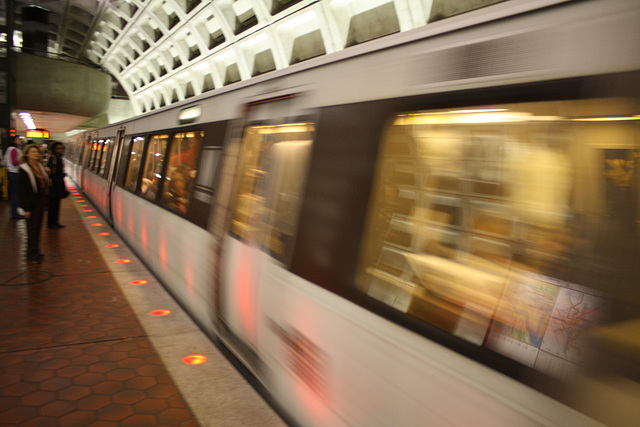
[[162, 172, 189, 215], [168, 134, 200, 173], [18, 143, 49, 264], [4, 135, 25, 219], [47, 142, 68, 229], [141, 171, 159, 200]]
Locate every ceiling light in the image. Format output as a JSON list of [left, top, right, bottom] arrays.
[[19, 112, 36, 130], [572, 116, 640, 121]]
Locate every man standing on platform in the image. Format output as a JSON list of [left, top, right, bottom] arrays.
[[47, 142, 67, 229]]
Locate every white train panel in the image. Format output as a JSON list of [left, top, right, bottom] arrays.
[[82, 173, 110, 219], [259, 265, 600, 426], [113, 187, 218, 333]]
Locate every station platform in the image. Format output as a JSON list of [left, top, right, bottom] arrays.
[[0, 185, 287, 426]]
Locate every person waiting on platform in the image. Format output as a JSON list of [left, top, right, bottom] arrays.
[[4, 136, 25, 219], [47, 142, 68, 229], [18, 143, 49, 264]]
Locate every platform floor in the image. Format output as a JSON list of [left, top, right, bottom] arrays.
[[0, 186, 286, 427]]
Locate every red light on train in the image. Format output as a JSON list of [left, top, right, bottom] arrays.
[[182, 354, 207, 365], [97, 232, 110, 236], [150, 309, 171, 317], [116, 259, 131, 264], [130, 280, 147, 285], [105, 244, 120, 248]]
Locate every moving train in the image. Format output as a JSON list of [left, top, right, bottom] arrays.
[[65, 0, 640, 425]]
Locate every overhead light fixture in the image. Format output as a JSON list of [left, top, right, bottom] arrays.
[[19, 112, 36, 129], [572, 116, 640, 122], [179, 105, 201, 124], [13, 31, 22, 48]]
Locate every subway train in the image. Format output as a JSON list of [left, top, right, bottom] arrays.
[[65, 1, 640, 425]]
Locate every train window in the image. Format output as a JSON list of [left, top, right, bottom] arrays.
[[230, 122, 315, 264], [194, 148, 221, 189], [358, 98, 639, 378], [98, 139, 111, 176], [124, 136, 146, 192], [80, 140, 90, 168], [94, 140, 105, 172], [159, 131, 203, 215], [139, 134, 169, 200], [101, 138, 114, 178], [88, 140, 100, 171]]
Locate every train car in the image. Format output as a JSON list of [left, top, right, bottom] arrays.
[[66, 0, 640, 425]]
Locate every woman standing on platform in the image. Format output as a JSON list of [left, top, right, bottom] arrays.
[[18, 143, 49, 264], [47, 142, 67, 229]]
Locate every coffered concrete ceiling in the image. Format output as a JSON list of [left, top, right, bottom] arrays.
[[11, 0, 506, 135]]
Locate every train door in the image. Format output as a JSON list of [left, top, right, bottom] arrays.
[[218, 96, 315, 365], [106, 128, 126, 224]]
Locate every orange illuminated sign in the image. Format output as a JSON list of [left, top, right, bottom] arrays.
[[26, 129, 50, 138]]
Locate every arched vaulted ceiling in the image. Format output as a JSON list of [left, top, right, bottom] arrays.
[[12, 0, 506, 117]]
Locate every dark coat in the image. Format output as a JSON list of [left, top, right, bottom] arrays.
[[47, 155, 68, 199], [18, 163, 49, 213]]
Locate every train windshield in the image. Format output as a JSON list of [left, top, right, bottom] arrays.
[[358, 98, 640, 378]]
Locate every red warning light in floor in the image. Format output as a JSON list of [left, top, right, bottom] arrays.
[[81, 205, 88, 207], [116, 259, 131, 264], [91, 223, 103, 226], [78, 200, 85, 202], [87, 216, 97, 219], [130, 280, 147, 285], [150, 309, 171, 316], [182, 354, 207, 365], [97, 232, 110, 236], [105, 244, 120, 248], [83, 209, 92, 212]]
